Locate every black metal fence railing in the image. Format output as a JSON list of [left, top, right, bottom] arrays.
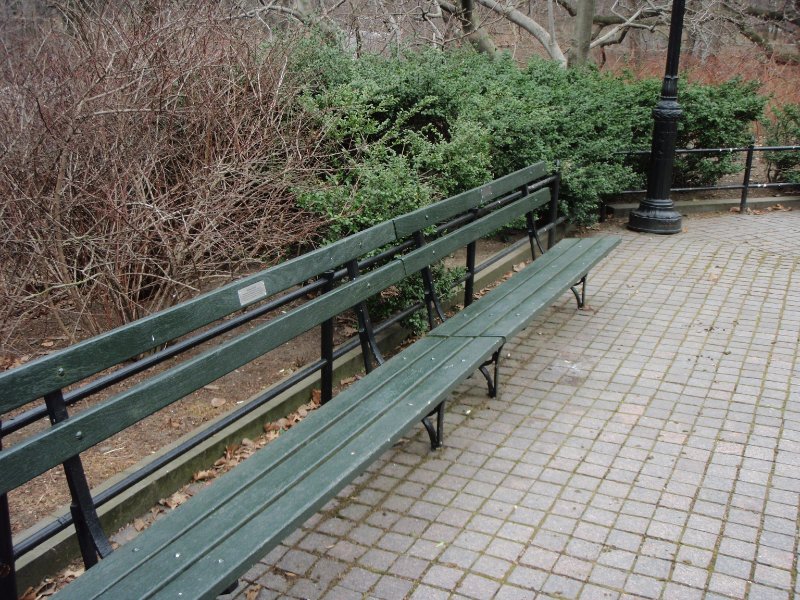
[[617, 144, 800, 213]]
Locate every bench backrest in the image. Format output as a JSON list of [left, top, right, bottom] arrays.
[[0, 161, 557, 596]]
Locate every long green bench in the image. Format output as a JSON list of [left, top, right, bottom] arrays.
[[0, 162, 619, 599]]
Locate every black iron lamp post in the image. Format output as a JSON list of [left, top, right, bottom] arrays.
[[628, 0, 686, 234]]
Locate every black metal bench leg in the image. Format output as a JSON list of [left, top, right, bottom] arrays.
[[421, 401, 445, 450], [570, 276, 587, 309], [479, 346, 503, 398], [1, 432, 17, 600], [220, 579, 239, 595]]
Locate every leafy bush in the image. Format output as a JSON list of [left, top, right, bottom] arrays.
[[673, 79, 765, 186], [764, 104, 800, 184], [292, 44, 766, 230]]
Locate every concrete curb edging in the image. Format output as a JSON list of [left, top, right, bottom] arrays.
[[606, 194, 800, 219]]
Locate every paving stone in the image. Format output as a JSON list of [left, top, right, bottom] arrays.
[[409, 584, 450, 600], [707, 572, 748, 598], [275, 549, 316, 576], [338, 567, 380, 593], [542, 573, 584, 599], [623, 573, 664, 599], [494, 585, 537, 600], [320, 585, 363, 600], [456, 573, 501, 599], [553, 555, 593, 581], [753, 563, 793, 589], [579, 583, 620, 600], [357, 548, 397, 571], [422, 565, 464, 589], [747, 583, 791, 600], [438, 545, 480, 569], [371, 575, 413, 599]]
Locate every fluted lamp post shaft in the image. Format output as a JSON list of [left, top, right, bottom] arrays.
[[627, 0, 686, 234]]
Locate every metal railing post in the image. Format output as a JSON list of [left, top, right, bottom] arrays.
[[740, 140, 755, 213], [548, 168, 561, 249], [320, 270, 335, 404]]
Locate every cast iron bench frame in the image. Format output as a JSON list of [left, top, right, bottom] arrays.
[[0, 162, 619, 599]]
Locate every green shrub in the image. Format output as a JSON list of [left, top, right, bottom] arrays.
[[291, 43, 765, 230], [764, 104, 800, 184], [673, 79, 765, 186]]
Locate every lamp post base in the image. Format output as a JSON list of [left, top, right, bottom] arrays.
[[627, 201, 682, 234]]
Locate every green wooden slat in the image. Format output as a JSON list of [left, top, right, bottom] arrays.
[[428, 238, 585, 337], [0, 260, 407, 496], [484, 238, 620, 339], [0, 222, 396, 413], [53, 336, 503, 599], [393, 162, 548, 238], [429, 237, 620, 340], [400, 187, 550, 275]]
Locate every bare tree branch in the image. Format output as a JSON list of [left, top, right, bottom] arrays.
[[474, 0, 567, 64]]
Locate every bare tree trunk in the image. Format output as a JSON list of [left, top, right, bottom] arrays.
[[460, 0, 498, 55], [568, 0, 595, 66]]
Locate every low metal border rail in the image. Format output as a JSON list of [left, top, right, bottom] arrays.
[[618, 144, 800, 213]]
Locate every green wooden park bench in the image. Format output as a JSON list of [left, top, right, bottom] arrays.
[[0, 162, 620, 599]]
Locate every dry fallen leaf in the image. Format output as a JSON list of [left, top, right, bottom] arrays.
[[767, 203, 792, 212], [512, 262, 525, 272], [340, 376, 358, 385], [311, 388, 322, 405], [193, 470, 214, 482], [210, 397, 227, 408], [133, 518, 146, 532], [62, 568, 84, 581], [160, 491, 189, 509], [19, 587, 38, 600], [245, 585, 261, 600], [41, 340, 55, 348], [340, 325, 358, 337]]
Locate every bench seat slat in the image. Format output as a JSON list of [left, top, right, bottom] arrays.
[[0, 222, 397, 413], [52, 335, 504, 600], [429, 237, 620, 340], [483, 237, 620, 339], [392, 162, 548, 239], [428, 238, 585, 337], [0, 260, 407, 496]]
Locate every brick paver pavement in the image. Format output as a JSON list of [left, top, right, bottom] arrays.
[[234, 210, 800, 599]]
